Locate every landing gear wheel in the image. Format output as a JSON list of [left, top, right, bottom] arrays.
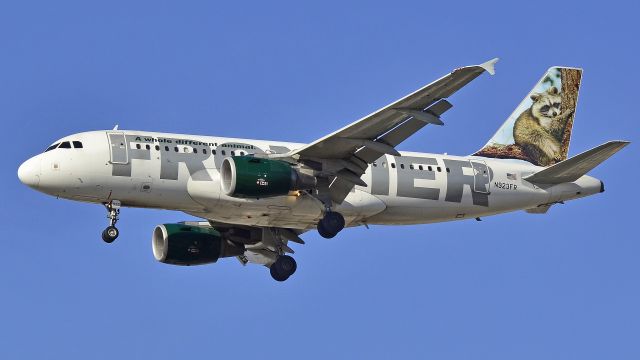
[[269, 255, 297, 281], [102, 200, 121, 243], [277, 255, 297, 275], [270, 265, 288, 282], [317, 221, 335, 239], [102, 226, 119, 243], [317, 211, 345, 239]]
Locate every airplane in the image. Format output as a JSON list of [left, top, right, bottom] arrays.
[[17, 59, 629, 281]]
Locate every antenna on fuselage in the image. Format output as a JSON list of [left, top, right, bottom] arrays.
[[112, 124, 119, 130]]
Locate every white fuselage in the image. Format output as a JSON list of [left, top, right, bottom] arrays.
[[18, 130, 603, 230]]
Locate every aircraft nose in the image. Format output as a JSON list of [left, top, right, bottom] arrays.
[[18, 156, 41, 188]]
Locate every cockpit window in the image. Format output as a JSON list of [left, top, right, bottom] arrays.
[[45, 143, 60, 152], [72, 141, 83, 148], [59, 141, 71, 149]]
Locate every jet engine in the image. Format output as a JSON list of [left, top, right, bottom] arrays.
[[152, 224, 244, 266], [220, 156, 315, 198]]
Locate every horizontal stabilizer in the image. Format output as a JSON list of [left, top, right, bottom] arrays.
[[524, 141, 630, 184]]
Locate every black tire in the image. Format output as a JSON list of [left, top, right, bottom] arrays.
[[317, 212, 344, 238], [317, 221, 336, 239], [102, 226, 119, 243], [334, 212, 346, 230], [325, 212, 345, 232], [270, 263, 289, 282], [277, 255, 297, 276], [269, 255, 297, 281]]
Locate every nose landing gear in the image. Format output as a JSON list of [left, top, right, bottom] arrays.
[[102, 200, 121, 243]]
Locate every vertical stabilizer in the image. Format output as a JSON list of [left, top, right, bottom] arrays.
[[474, 67, 582, 167]]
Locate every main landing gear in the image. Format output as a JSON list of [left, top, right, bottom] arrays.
[[317, 211, 345, 239], [102, 200, 121, 243], [269, 255, 297, 282]]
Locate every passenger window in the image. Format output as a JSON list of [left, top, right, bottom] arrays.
[[240, 151, 245, 156], [146, 144, 150, 150], [391, 163, 396, 168], [409, 164, 414, 170], [155, 145, 160, 151], [400, 164, 405, 169], [213, 150, 217, 155], [174, 147, 178, 152], [419, 165, 423, 171], [446, 168, 450, 173], [165, 146, 169, 151], [437, 167, 441, 172], [193, 148, 198, 154], [231, 151, 235, 156], [203, 149, 207, 154], [222, 150, 226, 156], [59, 141, 71, 149], [183, 147, 189, 153], [72, 141, 83, 148], [372, 162, 377, 167], [136, 144, 141, 150], [45, 143, 60, 152]]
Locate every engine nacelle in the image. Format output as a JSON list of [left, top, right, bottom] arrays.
[[152, 224, 244, 266], [221, 156, 315, 198]]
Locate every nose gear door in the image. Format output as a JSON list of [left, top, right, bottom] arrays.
[[107, 132, 129, 164], [469, 160, 490, 194]]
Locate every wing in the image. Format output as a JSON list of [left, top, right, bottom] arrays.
[[279, 58, 499, 203]]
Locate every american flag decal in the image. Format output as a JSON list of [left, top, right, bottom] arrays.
[[507, 173, 517, 180]]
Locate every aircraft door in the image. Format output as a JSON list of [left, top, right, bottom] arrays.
[[107, 132, 129, 164], [470, 160, 490, 194]]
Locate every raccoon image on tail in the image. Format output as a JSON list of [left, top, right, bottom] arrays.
[[473, 66, 582, 167], [513, 86, 573, 167]]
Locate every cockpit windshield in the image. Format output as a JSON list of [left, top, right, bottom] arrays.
[[45, 143, 60, 152], [43, 140, 84, 153]]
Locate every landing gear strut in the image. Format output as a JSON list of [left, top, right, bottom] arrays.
[[102, 200, 121, 243], [270, 255, 297, 281], [313, 177, 345, 239], [317, 211, 345, 239]]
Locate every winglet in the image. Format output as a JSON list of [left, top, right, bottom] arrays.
[[479, 57, 499, 75]]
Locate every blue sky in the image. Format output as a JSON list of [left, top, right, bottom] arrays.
[[1, 0, 639, 359]]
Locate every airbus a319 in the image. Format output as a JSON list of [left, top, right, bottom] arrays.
[[18, 59, 629, 281]]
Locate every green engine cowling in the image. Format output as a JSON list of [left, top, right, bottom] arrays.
[[152, 224, 244, 266], [221, 156, 315, 198]]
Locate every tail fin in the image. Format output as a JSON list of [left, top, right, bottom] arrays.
[[474, 66, 583, 167]]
